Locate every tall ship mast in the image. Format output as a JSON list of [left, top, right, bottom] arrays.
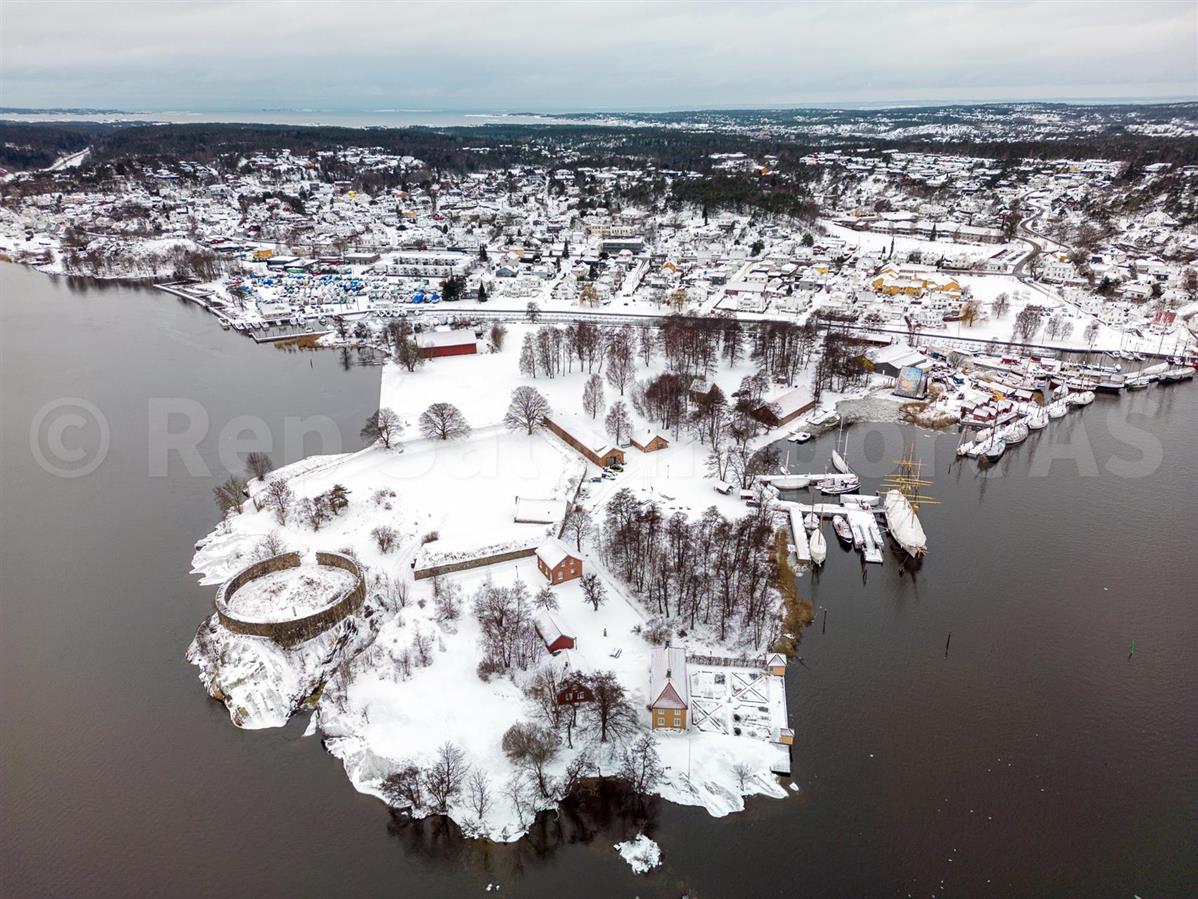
[[879, 447, 937, 558]]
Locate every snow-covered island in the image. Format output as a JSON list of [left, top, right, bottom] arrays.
[[187, 322, 821, 842]]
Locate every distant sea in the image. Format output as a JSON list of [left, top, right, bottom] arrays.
[[0, 109, 582, 128], [3, 97, 1193, 129]]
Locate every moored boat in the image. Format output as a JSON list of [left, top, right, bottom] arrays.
[[983, 437, 1007, 462], [1067, 390, 1095, 407], [808, 526, 826, 566], [832, 514, 854, 546], [819, 473, 860, 495], [1025, 406, 1049, 430], [1159, 366, 1193, 384], [1001, 420, 1029, 445], [882, 489, 928, 558]]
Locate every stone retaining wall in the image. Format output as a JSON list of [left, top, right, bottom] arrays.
[[413, 545, 537, 580], [214, 551, 365, 646]]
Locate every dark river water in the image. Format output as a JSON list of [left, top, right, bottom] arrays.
[[2, 263, 1196, 897]]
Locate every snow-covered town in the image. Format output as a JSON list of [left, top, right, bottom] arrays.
[[3, 127, 1197, 365], [5, 1, 1198, 895], [3, 109, 1197, 851]]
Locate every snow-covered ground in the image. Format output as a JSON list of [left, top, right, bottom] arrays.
[[187, 327, 804, 841]]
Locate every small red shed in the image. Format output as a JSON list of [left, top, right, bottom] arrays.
[[533, 609, 575, 654]]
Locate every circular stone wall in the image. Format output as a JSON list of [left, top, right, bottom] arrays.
[[214, 551, 365, 646]]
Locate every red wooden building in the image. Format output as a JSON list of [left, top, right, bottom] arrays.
[[535, 537, 583, 584], [533, 610, 576, 654], [415, 329, 479, 359]]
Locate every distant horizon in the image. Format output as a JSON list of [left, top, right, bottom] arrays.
[[3, 95, 1197, 120]]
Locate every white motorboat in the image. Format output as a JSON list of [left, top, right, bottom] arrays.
[[787, 430, 813, 443], [819, 473, 861, 495], [1067, 390, 1095, 407], [832, 514, 854, 546]]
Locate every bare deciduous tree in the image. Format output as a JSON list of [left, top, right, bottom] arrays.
[[586, 671, 638, 743], [580, 571, 607, 611], [244, 451, 273, 481], [991, 292, 1010, 319], [582, 373, 605, 419], [394, 337, 424, 372], [381, 761, 424, 811], [262, 477, 293, 525], [504, 386, 550, 435], [731, 762, 753, 791], [423, 741, 469, 813], [419, 402, 471, 441], [467, 768, 492, 824], [618, 733, 665, 803], [213, 476, 247, 517], [371, 525, 400, 553], [362, 407, 403, 448], [501, 721, 559, 798], [533, 585, 558, 612], [605, 400, 631, 445], [563, 506, 592, 552]]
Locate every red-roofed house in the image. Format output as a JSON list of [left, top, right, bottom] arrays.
[[649, 646, 689, 730]]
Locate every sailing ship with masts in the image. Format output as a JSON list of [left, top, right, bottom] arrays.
[[879, 448, 937, 559]]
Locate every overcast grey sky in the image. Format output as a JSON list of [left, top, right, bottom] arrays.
[[2, 0, 1195, 112]]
